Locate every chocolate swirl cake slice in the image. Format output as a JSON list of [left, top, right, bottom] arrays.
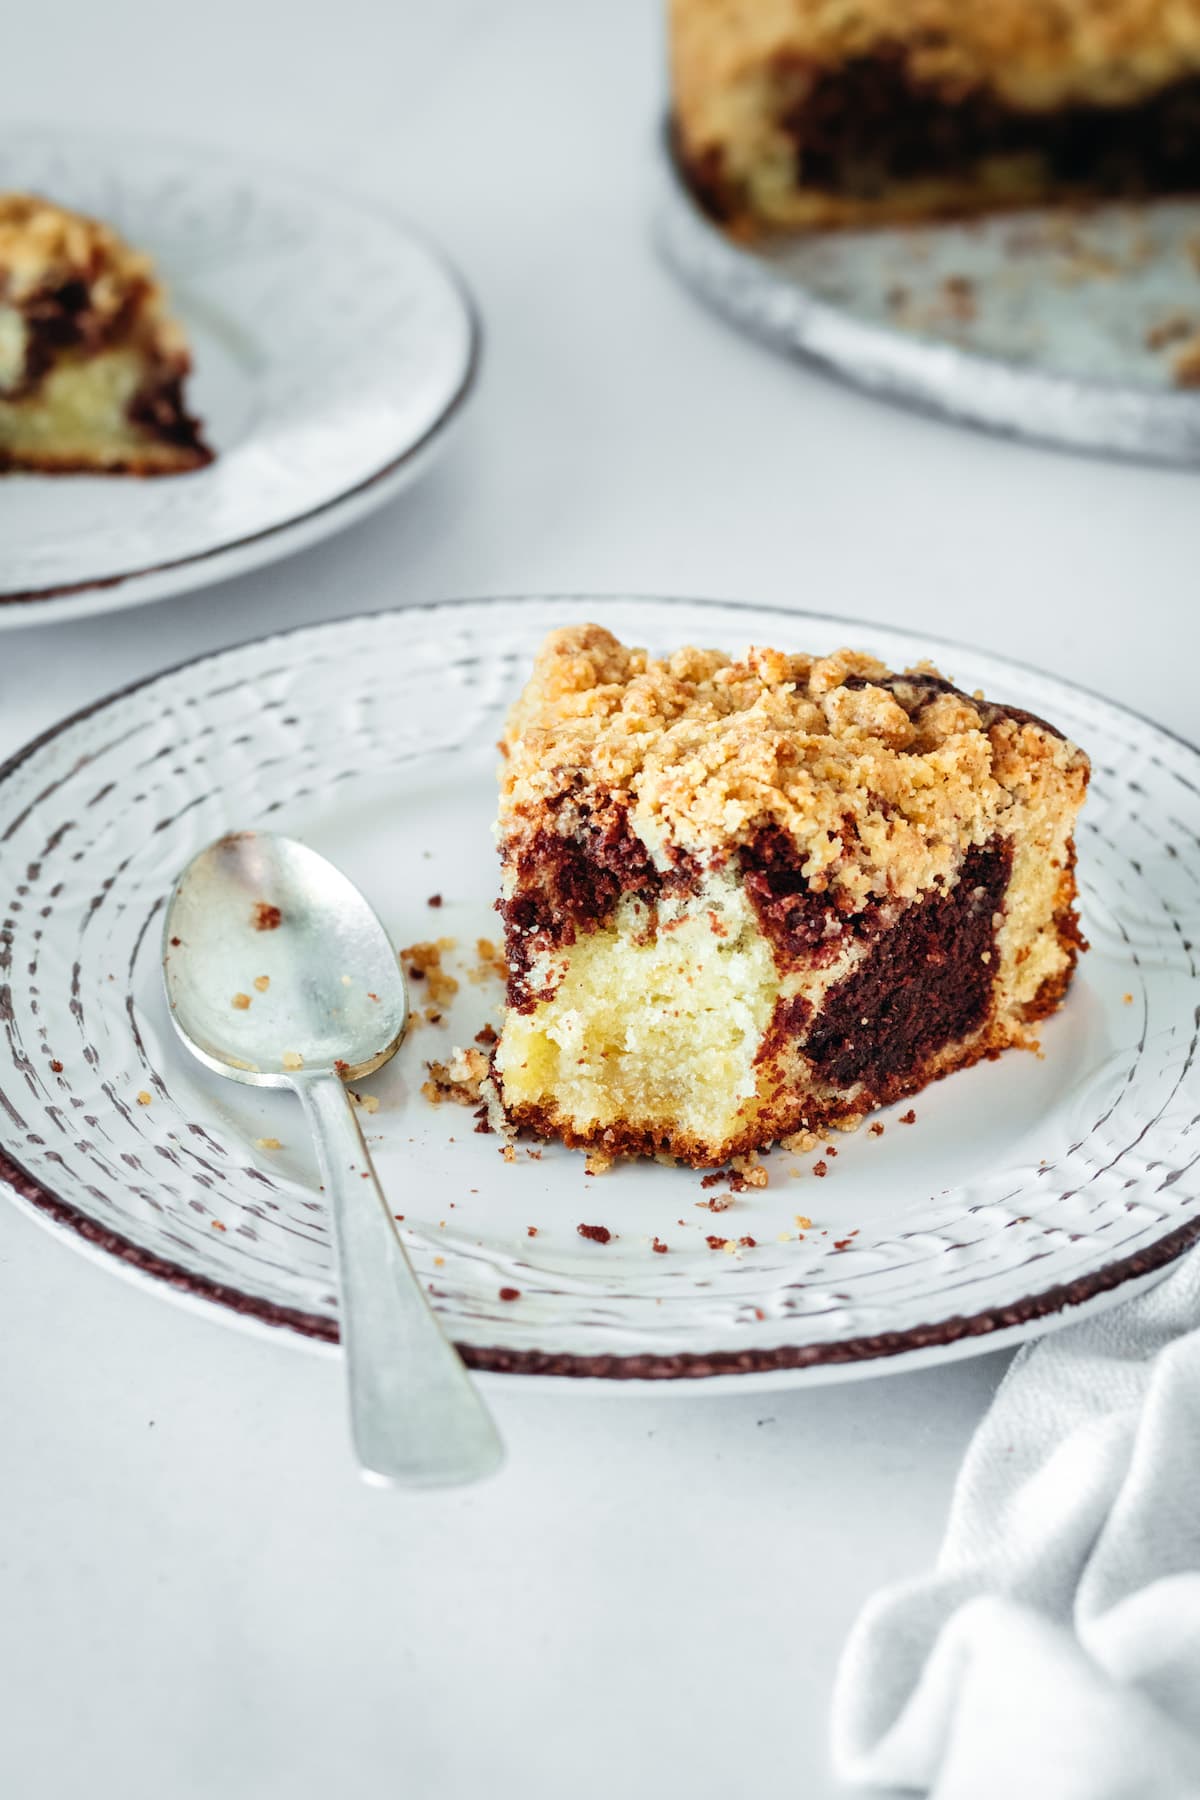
[[0, 194, 211, 475], [493, 626, 1089, 1167], [670, 0, 1200, 233]]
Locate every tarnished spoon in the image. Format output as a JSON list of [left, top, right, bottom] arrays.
[[161, 830, 503, 1488]]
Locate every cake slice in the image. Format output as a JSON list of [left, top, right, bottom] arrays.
[[0, 193, 211, 474], [492, 626, 1089, 1167], [670, 0, 1200, 234]]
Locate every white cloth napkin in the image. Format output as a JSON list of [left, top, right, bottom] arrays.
[[832, 1247, 1200, 1799]]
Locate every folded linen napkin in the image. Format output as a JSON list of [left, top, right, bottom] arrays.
[[832, 1247, 1200, 1799]]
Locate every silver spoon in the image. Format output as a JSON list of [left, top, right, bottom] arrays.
[[161, 830, 503, 1488]]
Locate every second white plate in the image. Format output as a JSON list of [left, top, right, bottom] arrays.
[[0, 127, 477, 624]]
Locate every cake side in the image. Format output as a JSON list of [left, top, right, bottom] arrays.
[[0, 194, 211, 474], [669, 0, 1200, 232], [493, 626, 1089, 1166]]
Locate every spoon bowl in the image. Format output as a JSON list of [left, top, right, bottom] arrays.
[[163, 831, 408, 1084]]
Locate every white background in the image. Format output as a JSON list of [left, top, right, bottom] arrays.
[[1, 2, 1193, 1796]]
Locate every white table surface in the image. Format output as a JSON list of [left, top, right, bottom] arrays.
[[2, 3, 1194, 1796]]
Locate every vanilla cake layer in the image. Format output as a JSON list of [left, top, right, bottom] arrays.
[[670, 0, 1200, 233], [0, 194, 210, 475], [492, 626, 1089, 1167]]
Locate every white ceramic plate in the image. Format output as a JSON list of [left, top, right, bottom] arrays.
[[0, 127, 477, 625], [657, 129, 1200, 464], [2, 595, 1198, 1387]]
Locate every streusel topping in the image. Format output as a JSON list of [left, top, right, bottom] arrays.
[[0, 193, 155, 305], [499, 625, 1088, 908]]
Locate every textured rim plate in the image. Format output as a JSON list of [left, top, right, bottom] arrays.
[[0, 127, 477, 625], [2, 594, 1200, 1387], [656, 128, 1200, 464]]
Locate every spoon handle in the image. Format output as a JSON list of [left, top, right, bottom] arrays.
[[295, 1074, 504, 1487]]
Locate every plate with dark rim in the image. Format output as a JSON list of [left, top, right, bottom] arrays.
[[0, 127, 477, 627], [2, 594, 1198, 1389], [656, 125, 1200, 465]]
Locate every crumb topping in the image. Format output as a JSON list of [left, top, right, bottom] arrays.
[[500, 625, 1087, 910], [0, 192, 158, 306]]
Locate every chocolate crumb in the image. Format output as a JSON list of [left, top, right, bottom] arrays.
[[738, 1236, 757, 1248], [869, 1121, 885, 1137], [812, 1160, 828, 1178], [50, 1059, 63, 1073], [706, 1234, 729, 1250], [696, 1194, 734, 1213], [474, 1022, 499, 1046], [427, 894, 443, 908], [499, 1286, 520, 1302], [578, 1223, 612, 1244], [900, 1109, 917, 1125], [527, 1226, 538, 1237], [169, 936, 181, 948], [652, 1237, 669, 1254], [252, 902, 282, 932]]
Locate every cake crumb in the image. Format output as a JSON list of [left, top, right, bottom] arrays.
[[282, 1051, 304, 1071], [730, 1154, 768, 1189], [1145, 312, 1196, 351], [252, 901, 282, 931], [900, 1109, 917, 1125], [400, 938, 459, 1005], [578, 1222, 612, 1244], [422, 1046, 489, 1107], [794, 1214, 813, 1229], [211, 1220, 226, 1231], [527, 1225, 539, 1237], [869, 1121, 885, 1137], [696, 1194, 734, 1213], [474, 1022, 499, 1046], [434, 1255, 444, 1268], [825, 1144, 838, 1156], [470, 937, 509, 985], [585, 1150, 614, 1176], [652, 1237, 669, 1254], [352, 1092, 380, 1115], [136, 1090, 152, 1106], [738, 1235, 757, 1248], [501, 1144, 517, 1163], [706, 1234, 729, 1250], [255, 1137, 282, 1151], [781, 1130, 819, 1154], [1172, 333, 1200, 387], [812, 1159, 828, 1178], [1123, 992, 1133, 1004], [232, 992, 251, 1010], [254, 975, 270, 993]]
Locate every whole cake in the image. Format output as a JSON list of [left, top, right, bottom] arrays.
[[492, 626, 1089, 1167], [0, 193, 211, 474], [670, 0, 1200, 233]]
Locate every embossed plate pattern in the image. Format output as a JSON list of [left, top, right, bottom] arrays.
[[0, 128, 477, 623], [2, 596, 1199, 1385]]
